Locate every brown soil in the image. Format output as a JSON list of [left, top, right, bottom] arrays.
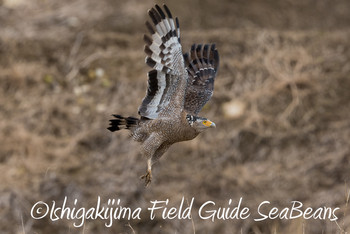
[[0, 0, 349, 233]]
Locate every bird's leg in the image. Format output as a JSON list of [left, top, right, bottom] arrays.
[[139, 133, 161, 187], [139, 134, 168, 187], [140, 158, 152, 187]]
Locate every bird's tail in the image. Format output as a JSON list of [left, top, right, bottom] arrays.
[[107, 115, 139, 132]]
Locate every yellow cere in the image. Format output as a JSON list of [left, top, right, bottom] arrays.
[[203, 120, 212, 127]]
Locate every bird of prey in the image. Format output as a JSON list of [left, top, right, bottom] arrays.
[[108, 4, 219, 186]]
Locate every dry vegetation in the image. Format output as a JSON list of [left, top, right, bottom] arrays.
[[0, 0, 350, 233]]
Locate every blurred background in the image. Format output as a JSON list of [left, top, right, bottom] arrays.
[[0, 0, 349, 233]]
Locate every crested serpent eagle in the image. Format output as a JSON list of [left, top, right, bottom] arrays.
[[108, 4, 219, 186]]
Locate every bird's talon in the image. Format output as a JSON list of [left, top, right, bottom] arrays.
[[140, 171, 152, 187]]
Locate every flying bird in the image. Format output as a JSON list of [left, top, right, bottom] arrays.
[[108, 4, 219, 186]]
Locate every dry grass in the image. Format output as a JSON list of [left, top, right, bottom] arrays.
[[0, 0, 349, 233]]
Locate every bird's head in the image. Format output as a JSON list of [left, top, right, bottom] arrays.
[[186, 115, 216, 132]]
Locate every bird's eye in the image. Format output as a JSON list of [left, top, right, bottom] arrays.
[[203, 121, 207, 124]]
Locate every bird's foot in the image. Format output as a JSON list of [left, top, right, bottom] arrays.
[[140, 169, 152, 187]]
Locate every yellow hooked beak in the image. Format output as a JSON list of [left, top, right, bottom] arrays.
[[203, 120, 216, 128]]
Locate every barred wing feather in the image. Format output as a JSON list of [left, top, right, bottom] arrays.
[[138, 4, 187, 119], [183, 44, 219, 115]]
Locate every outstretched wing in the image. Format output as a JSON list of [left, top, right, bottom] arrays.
[[138, 4, 187, 120], [183, 44, 219, 115]]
